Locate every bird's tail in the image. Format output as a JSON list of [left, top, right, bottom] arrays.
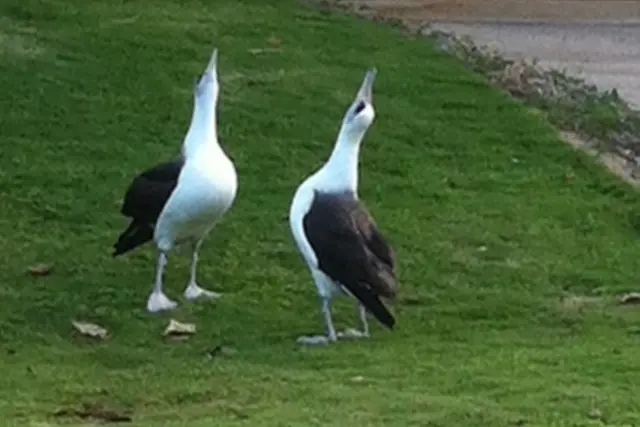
[[350, 284, 396, 329], [375, 264, 399, 300], [112, 220, 153, 257]]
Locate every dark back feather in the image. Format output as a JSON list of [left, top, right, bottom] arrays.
[[113, 157, 184, 256], [120, 158, 184, 223], [303, 191, 398, 328]]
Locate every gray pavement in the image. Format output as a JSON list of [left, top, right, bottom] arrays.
[[431, 21, 640, 107]]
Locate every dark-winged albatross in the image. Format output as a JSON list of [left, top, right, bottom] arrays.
[[113, 47, 238, 313], [288, 68, 398, 345]]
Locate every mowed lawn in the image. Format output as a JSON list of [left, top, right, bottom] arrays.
[[1, 0, 640, 425]]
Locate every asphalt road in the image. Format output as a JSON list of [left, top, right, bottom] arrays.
[[429, 21, 640, 107], [340, 0, 640, 108]]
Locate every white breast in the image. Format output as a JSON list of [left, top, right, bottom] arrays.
[[289, 176, 319, 270], [155, 149, 237, 251], [289, 174, 347, 299]]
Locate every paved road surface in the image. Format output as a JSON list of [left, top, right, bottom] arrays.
[[354, 0, 640, 23], [431, 21, 640, 107], [339, 0, 640, 108]]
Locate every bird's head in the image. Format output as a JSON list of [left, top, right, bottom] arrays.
[[340, 68, 377, 136], [193, 47, 220, 102]]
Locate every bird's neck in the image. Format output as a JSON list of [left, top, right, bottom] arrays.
[[319, 124, 366, 194], [182, 93, 222, 159]]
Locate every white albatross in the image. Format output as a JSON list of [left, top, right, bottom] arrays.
[[288, 68, 399, 345], [113, 47, 238, 313]]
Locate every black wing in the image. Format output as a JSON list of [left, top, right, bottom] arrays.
[[303, 191, 398, 329], [351, 204, 396, 275], [120, 158, 184, 222], [113, 158, 183, 256]]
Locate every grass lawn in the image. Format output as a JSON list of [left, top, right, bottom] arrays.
[[2, 0, 640, 425]]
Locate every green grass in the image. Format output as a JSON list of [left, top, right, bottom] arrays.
[[2, 0, 640, 425]]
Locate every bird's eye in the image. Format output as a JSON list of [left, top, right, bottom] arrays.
[[354, 101, 366, 115]]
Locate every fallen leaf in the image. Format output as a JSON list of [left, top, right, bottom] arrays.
[[280, 299, 292, 308], [167, 334, 190, 342], [564, 172, 575, 183], [587, 408, 603, 420], [399, 295, 423, 306], [54, 403, 132, 423], [227, 404, 249, 420], [248, 48, 281, 55], [163, 319, 196, 337], [206, 345, 237, 359], [266, 35, 281, 47], [618, 292, 640, 305], [627, 325, 640, 334], [72, 321, 109, 339], [27, 263, 53, 276]]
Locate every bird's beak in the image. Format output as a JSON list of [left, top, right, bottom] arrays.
[[204, 47, 218, 75], [355, 67, 377, 103]]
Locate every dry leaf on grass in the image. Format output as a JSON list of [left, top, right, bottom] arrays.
[[399, 295, 424, 306], [206, 345, 237, 359], [54, 402, 132, 423], [617, 292, 640, 305], [587, 408, 603, 420], [163, 319, 196, 340], [248, 48, 281, 54], [559, 294, 602, 312], [227, 404, 249, 420], [627, 325, 640, 334], [27, 263, 53, 276], [71, 321, 109, 339], [266, 35, 281, 47]]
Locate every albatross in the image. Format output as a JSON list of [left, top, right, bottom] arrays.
[[113, 47, 238, 313], [288, 68, 399, 345]]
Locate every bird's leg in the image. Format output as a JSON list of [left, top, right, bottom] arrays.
[[338, 302, 370, 340], [184, 239, 222, 301], [323, 297, 339, 341], [358, 303, 370, 336], [297, 297, 338, 346], [146, 251, 178, 313]]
